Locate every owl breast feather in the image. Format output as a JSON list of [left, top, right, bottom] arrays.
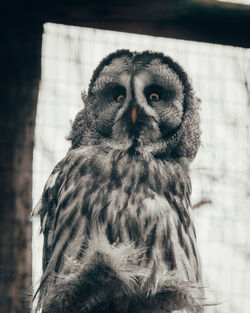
[[55, 146, 199, 281], [36, 145, 204, 313]]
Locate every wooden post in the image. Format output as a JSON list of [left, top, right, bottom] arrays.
[[0, 21, 43, 313]]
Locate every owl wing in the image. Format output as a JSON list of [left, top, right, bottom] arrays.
[[33, 157, 68, 274], [136, 201, 204, 313], [33, 152, 86, 312], [33, 150, 142, 313]]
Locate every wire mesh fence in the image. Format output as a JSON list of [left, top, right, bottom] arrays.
[[32, 22, 250, 313]]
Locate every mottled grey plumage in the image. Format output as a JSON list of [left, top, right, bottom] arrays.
[[33, 50, 203, 313]]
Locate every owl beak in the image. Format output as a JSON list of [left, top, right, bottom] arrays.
[[131, 107, 137, 124]]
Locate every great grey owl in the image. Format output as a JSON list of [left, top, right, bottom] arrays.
[[33, 50, 204, 313]]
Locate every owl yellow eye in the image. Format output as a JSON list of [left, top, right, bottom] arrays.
[[116, 94, 125, 103], [149, 93, 160, 101]]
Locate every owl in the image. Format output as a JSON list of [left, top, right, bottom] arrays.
[[33, 50, 204, 313]]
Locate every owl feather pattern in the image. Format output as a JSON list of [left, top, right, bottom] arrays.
[[33, 50, 204, 313]]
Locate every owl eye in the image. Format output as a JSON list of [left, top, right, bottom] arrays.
[[116, 94, 125, 103], [112, 85, 126, 103], [149, 93, 160, 102], [145, 84, 163, 103]]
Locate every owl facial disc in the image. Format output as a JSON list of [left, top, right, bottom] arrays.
[[69, 50, 200, 160]]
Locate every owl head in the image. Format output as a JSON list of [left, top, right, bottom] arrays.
[[69, 50, 200, 161]]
